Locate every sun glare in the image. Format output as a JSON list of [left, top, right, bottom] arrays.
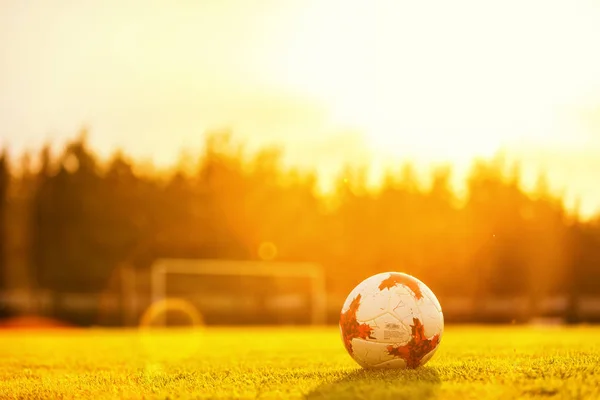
[[3, 0, 600, 214], [263, 0, 600, 171]]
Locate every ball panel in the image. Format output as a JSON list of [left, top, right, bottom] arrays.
[[355, 290, 392, 322], [418, 347, 439, 367], [416, 303, 443, 338], [421, 284, 443, 313], [389, 291, 424, 323], [339, 294, 375, 355], [341, 272, 389, 314], [385, 317, 441, 368], [371, 358, 408, 369], [378, 272, 424, 300], [351, 338, 397, 367], [340, 283, 367, 314], [368, 312, 411, 344]]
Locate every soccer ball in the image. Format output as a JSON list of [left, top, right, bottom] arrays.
[[339, 272, 443, 369]]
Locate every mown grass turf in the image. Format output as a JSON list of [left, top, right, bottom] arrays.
[[0, 325, 598, 399]]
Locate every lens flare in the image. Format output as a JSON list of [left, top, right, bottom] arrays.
[[139, 298, 204, 328], [258, 241, 278, 261], [138, 298, 205, 363]]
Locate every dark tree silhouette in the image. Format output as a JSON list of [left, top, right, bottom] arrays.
[[3, 129, 600, 325], [0, 150, 9, 317]]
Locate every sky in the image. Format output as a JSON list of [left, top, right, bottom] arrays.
[[2, 0, 600, 216]]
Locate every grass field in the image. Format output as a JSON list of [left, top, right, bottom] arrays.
[[1, 325, 599, 399]]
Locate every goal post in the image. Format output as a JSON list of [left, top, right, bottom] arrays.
[[148, 259, 327, 326]]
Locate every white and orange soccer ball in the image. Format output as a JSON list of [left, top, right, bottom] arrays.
[[339, 272, 443, 369]]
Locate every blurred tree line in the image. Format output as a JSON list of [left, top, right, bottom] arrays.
[[0, 129, 599, 325]]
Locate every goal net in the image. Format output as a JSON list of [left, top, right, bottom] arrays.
[[146, 259, 327, 326]]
